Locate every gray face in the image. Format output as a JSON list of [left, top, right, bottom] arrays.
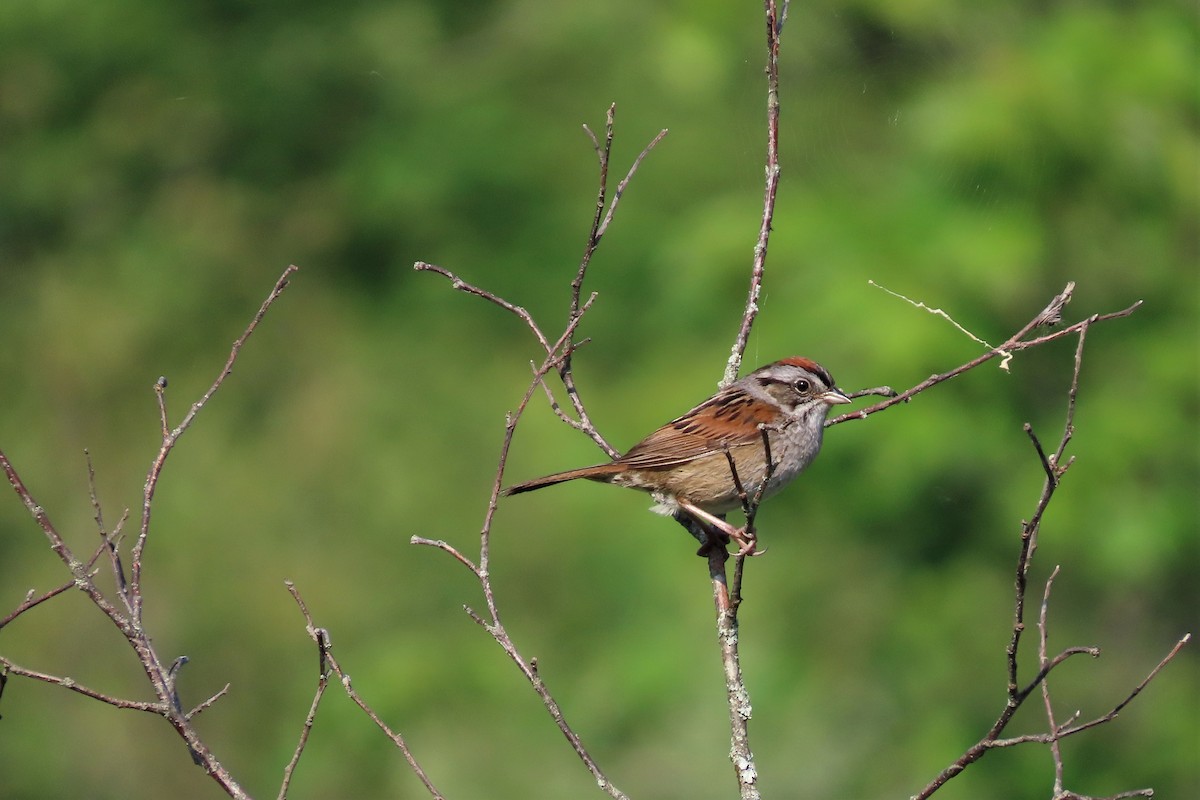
[[753, 364, 836, 416]]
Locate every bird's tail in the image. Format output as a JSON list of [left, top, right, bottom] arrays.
[[502, 463, 624, 496]]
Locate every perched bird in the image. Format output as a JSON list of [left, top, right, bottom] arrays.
[[504, 357, 850, 554]]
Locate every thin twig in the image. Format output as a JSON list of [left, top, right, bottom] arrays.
[[848, 385, 897, 400], [0, 449, 135, 634], [580, 104, 614, 257], [0, 579, 75, 631], [409, 537, 480, 576], [187, 684, 232, 719], [532, 358, 596, 434], [278, 672, 326, 800], [1032, 633, 1191, 742], [413, 262, 554, 353], [709, 550, 759, 800], [291, 296, 597, 799], [746, 426, 776, 532], [594, 125, 669, 242], [456, 340, 632, 798], [278, 585, 334, 800]]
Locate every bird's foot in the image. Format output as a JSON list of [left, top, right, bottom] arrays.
[[729, 527, 765, 557], [678, 500, 766, 558]]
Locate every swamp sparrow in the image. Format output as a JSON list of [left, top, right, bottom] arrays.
[[504, 357, 850, 555]]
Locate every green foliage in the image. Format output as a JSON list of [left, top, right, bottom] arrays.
[[1, 0, 1196, 797]]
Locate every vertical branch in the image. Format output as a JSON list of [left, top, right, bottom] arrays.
[[724, 0, 786, 388], [705, 3, 786, 797], [710, 549, 760, 800]]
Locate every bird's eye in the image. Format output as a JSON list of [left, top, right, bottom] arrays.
[[794, 379, 811, 393]]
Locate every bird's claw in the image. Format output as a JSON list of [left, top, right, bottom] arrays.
[[731, 531, 764, 557]]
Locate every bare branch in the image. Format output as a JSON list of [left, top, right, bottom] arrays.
[[0, 579, 75, 631], [700, 7, 790, 798], [413, 261, 554, 353], [580, 104, 614, 255], [278, 673, 326, 800], [1038, 565, 1064, 790], [409, 536, 480, 576], [1025, 424, 1058, 484], [278, 592, 332, 800], [1032, 633, 1192, 743], [187, 684, 232, 720], [870, 280, 1004, 364], [593, 124, 669, 242], [414, 263, 616, 458], [1, 266, 297, 800], [533, 358, 595, 434], [0, 449, 135, 635], [411, 107, 678, 800], [709, 551, 759, 800], [561, 107, 667, 458], [1035, 280, 1075, 327], [848, 385, 897, 400]]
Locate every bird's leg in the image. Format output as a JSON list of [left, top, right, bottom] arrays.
[[676, 500, 761, 557]]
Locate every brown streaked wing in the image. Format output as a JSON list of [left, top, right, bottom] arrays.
[[615, 388, 773, 469]]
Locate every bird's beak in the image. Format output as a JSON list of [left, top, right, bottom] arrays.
[[821, 388, 852, 405]]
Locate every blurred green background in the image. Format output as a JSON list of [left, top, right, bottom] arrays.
[[1, 1, 1196, 797]]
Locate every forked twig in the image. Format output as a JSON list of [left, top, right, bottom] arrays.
[[131, 265, 299, 621], [282, 582, 443, 800], [565, 106, 666, 457]]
